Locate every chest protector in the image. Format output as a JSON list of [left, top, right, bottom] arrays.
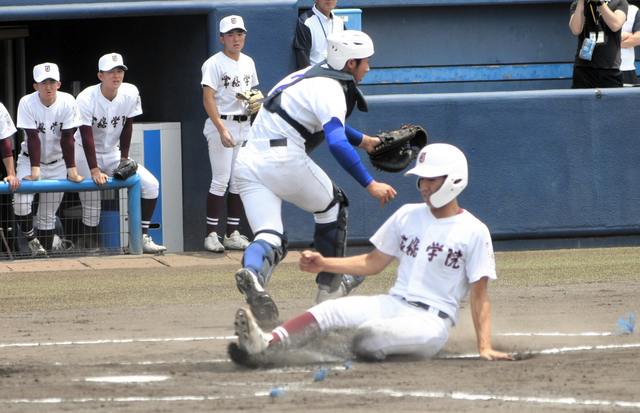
[[261, 63, 368, 154]]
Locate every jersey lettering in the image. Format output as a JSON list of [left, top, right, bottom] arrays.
[[426, 242, 444, 261], [97, 117, 108, 129], [222, 74, 231, 88], [36, 122, 45, 134], [232, 76, 240, 88], [445, 249, 463, 268], [110, 116, 121, 128], [50, 121, 58, 131], [243, 74, 252, 86]]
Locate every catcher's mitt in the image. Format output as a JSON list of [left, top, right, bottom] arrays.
[[369, 125, 428, 173], [236, 89, 264, 116], [112, 158, 138, 180]]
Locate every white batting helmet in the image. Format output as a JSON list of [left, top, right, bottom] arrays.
[[404, 143, 468, 208], [326, 30, 374, 70]]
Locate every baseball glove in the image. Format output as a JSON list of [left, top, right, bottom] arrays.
[[236, 89, 264, 116], [369, 125, 428, 173], [112, 158, 138, 180]]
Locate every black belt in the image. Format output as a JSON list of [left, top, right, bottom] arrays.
[[408, 301, 449, 319], [270, 139, 287, 147], [220, 114, 249, 123], [22, 152, 60, 165]]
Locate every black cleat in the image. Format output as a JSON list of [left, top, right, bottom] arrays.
[[235, 268, 279, 321]]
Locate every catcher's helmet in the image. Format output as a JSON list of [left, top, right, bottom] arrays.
[[326, 30, 374, 70], [404, 143, 468, 208]]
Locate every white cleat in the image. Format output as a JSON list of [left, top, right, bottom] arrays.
[[234, 308, 271, 355], [142, 234, 167, 254], [27, 238, 46, 256], [204, 232, 225, 252], [223, 230, 250, 250]]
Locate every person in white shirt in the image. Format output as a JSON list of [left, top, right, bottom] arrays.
[[294, 0, 345, 69], [13, 63, 84, 254], [74, 53, 166, 254], [0, 102, 20, 192], [620, 4, 640, 84], [200, 15, 258, 253], [230, 143, 514, 365]]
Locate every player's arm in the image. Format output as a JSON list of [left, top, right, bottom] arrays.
[[78, 125, 108, 187], [569, 0, 585, 35], [21, 129, 41, 181], [0, 138, 20, 191], [345, 124, 383, 153], [60, 128, 84, 183], [324, 117, 396, 208], [203, 85, 235, 147], [470, 277, 514, 361], [300, 248, 395, 276]]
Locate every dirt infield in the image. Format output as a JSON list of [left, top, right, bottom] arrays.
[[1, 247, 639, 412]]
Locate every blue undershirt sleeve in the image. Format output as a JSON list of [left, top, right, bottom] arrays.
[[344, 124, 364, 146], [323, 117, 373, 188]]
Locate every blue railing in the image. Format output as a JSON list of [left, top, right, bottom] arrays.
[[0, 174, 143, 255]]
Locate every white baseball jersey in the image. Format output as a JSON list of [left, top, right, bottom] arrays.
[[0, 102, 17, 140], [370, 203, 497, 326], [201, 52, 258, 116], [73, 83, 142, 153], [17, 91, 82, 164], [243, 66, 347, 154]]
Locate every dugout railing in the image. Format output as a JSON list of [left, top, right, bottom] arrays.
[[0, 175, 142, 260]]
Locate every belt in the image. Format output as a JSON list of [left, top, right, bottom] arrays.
[[220, 114, 249, 123], [241, 139, 288, 148], [407, 301, 449, 319], [269, 139, 287, 147], [22, 152, 60, 165]]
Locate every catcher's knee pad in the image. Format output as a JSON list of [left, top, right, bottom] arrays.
[[314, 186, 349, 286], [241, 230, 288, 287]]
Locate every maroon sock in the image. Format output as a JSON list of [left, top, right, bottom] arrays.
[[140, 198, 158, 235], [16, 213, 35, 239], [269, 312, 320, 349], [226, 193, 244, 236], [206, 193, 224, 236]]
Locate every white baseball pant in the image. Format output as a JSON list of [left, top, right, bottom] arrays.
[[234, 149, 339, 247], [309, 294, 453, 360], [74, 143, 159, 227], [14, 155, 66, 231], [204, 117, 251, 196]]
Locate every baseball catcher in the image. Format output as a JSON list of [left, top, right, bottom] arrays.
[[236, 89, 264, 117], [112, 158, 138, 180], [369, 125, 428, 173]]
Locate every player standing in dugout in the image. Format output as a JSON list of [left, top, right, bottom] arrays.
[[74, 53, 166, 254], [231, 30, 396, 323], [200, 15, 258, 253]]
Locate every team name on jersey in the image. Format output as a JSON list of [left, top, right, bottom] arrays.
[[92, 115, 128, 129], [35, 121, 64, 134], [221, 73, 253, 89], [400, 235, 463, 269]]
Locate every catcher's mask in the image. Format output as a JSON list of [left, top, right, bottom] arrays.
[[326, 30, 374, 71], [404, 143, 468, 208]]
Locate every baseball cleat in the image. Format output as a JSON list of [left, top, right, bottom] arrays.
[[343, 275, 366, 294], [223, 230, 250, 250], [27, 238, 46, 256], [234, 308, 271, 355], [142, 234, 166, 254], [315, 282, 347, 304], [204, 232, 225, 253], [235, 268, 279, 321]]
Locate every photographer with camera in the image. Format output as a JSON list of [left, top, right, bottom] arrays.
[[569, 0, 629, 88]]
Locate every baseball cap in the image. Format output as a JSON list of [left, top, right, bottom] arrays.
[[33, 63, 60, 83], [220, 15, 246, 33], [99, 53, 128, 72]]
